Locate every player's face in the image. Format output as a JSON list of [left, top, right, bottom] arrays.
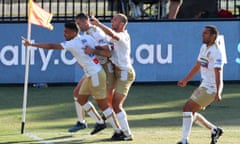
[[75, 19, 88, 31], [64, 28, 76, 41], [111, 15, 121, 31], [202, 28, 213, 45]]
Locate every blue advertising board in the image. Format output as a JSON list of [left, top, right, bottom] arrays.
[[0, 21, 240, 83]]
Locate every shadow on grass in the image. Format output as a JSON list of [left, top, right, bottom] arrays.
[[1, 83, 240, 129]]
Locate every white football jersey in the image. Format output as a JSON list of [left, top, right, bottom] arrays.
[[110, 30, 132, 70], [60, 34, 101, 77], [198, 44, 224, 92], [84, 25, 110, 64]]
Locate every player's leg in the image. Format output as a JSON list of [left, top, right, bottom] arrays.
[[112, 67, 135, 140], [96, 98, 122, 136], [90, 69, 122, 136], [168, 0, 182, 19], [178, 99, 201, 144], [68, 78, 87, 132], [193, 112, 224, 144], [192, 87, 224, 144], [102, 61, 115, 108], [193, 112, 216, 129], [178, 87, 223, 144], [78, 94, 106, 135], [78, 76, 106, 135]]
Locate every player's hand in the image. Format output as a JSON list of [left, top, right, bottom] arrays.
[[21, 36, 31, 46], [178, 80, 187, 87], [214, 93, 222, 102], [90, 16, 99, 26], [84, 45, 94, 55]]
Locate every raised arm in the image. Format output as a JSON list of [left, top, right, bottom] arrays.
[[23, 38, 63, 50], [90, 17, 120, 41]]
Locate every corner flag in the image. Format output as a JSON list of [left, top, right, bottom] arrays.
[[28, 0, 53, 30], [21, 0, 54, 134]]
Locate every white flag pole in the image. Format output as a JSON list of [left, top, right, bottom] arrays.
[[21, 0, 32, 134]]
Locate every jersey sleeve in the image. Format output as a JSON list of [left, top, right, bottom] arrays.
[[213, 48, 224, 68], [60, 39, 75, 50]]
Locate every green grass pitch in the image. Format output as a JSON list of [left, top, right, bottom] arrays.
[[0, 82, 239, 144]]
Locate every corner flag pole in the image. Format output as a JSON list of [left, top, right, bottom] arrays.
[[21, 0, 32, 134], [21, 0, 53, 134]]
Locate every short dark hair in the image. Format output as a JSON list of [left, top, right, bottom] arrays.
[[75, 13, 89, 21], [205, 25, 219, 35], [64, 22, 79, 33]]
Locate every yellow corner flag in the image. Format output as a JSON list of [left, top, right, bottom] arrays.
[[28, 0, 53, 30]]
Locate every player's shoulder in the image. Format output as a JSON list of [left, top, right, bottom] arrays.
[[89, 25, 100, 33], [67, 35, 81, 43], [211, 44, 221, 53], [91, 25, 106, 35]]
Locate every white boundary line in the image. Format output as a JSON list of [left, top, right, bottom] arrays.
[[24, 132, 95, 144], [24, 129, 240, 143], [24, 133, 54, 144]]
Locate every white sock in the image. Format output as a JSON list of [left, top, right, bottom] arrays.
[[193, 112, 217, 130], [181, 112, 193, 142], [103, 107, 121, 133], [74, 97, 85, 123], [83, 101, 104, 124], [116, 110, 132, 136]]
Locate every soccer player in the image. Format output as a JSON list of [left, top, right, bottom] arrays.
[[91, 13, 135, 141], [177, 25, 225, 144], [22, 22, 122, 137], [68, 12, 115, 133]]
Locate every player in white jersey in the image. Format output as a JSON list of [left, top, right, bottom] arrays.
[[22, 22, 122, 137], [76, 13, 115, 106], [68, 13, 115, 133], [177, 25, 225, 144], [91, 13, 135, 141]]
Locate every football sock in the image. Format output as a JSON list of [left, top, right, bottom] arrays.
[[83, 101, 104, 124], [116, 110, 132, 136], [181, 112, 193, 142], [193, 112, 217, 130], [74, 97, 85, 123], [103, 107, 121, 133]]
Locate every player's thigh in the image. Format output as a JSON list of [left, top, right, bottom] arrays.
[[115, 68, 135, 96], [190, 87, 215, 110], [79, 77, 91, 96], [102, 61, 115, 88], [74, 77, 85, 96], [90, 69, 107, 100]]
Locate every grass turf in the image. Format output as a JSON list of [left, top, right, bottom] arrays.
[[0, 82, 239, 144]]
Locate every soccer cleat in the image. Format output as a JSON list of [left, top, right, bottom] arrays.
[[68, 121, 87, 132], [90, 122, 106, 135], [211, 127, 224, 144], [123, 134, 134, 141], [111, 131, 125, 141], [111, 131, 133, 141]]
